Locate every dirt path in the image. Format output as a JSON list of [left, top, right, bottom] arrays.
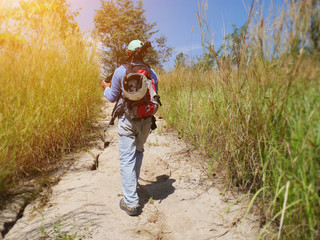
[[4, 100, 261, 240]]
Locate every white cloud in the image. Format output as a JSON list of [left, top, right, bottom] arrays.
[[175, 43, 203, 55]]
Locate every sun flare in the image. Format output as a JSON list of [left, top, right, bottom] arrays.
[[1, 0, 19, 9]]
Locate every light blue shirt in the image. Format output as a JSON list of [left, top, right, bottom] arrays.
[[104, 63, 158, 103]]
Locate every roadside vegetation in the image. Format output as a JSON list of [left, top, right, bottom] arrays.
[[159, 0, 320, 239], [0, 0, 172, 205], [0, 1, 102, 199], [1, 0, 319, 238]]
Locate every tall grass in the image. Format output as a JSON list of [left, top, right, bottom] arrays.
[[0, 2, 102, 198], [159, 0, 320, 238]]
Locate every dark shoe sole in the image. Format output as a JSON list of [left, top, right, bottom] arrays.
[[119, 198, 138, 216]]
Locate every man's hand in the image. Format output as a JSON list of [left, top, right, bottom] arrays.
[[101, 80, 111, 90]]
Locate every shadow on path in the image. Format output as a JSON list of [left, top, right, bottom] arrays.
[[138, 174, 176, 214]]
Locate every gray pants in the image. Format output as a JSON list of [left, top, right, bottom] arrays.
[[117, 115, 152, 207]]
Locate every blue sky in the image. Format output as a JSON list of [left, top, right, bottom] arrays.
[[68, 0, 280, 69]]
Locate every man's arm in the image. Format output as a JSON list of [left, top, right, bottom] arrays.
[[101, 81, 111, 90], [151, 69, 158, 93], [103, 66, 126, 102]]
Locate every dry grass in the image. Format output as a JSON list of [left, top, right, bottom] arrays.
[[159, 0, 320, 238], [0, 2, 102, 197]]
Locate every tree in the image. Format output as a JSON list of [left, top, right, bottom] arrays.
[[307, 0, 320, 55], [195, 23, 247, 70], [219, 23, 248, 68], [94, 0, 172, 73], [153, 34, 173, 67], [174, 52, 188, 68]]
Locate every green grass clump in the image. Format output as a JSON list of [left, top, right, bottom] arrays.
[[159, 0, 320, 238], [0, 2, 102, 197]]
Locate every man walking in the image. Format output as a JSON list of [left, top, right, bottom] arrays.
[[101, 40, 159, 216]]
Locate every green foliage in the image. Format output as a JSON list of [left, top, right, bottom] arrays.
[[38, 215, 90, 239], [93, 0, 172, 73], [310, 0, 320, 51], [219, 23, 248, 67], [305, 0, 320, 56], [195, 23, 248, 70], [153, 34, 174, 67], [160, 55, 320, 240], [161, 0, 320, 238], [174, 52, 188, 68]]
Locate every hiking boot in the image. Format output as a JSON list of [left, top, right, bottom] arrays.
[[119, 198, 139, 216]]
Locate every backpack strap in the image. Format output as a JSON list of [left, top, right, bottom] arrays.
[[122, 63, 132, 75], [122, 62, 152, 79]]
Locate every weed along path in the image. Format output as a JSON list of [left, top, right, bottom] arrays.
[[4, 100, 261, 240]]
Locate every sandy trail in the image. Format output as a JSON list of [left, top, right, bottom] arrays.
[[4, 100, 260, 240]]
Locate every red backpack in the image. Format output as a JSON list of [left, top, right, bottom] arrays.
[[121, 63, 160, 119]]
